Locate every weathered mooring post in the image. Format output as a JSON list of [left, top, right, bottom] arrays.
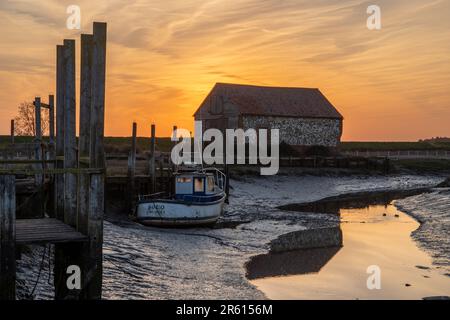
[[78, 34, 93, 235], [55, 45, 65, 221], [171, 125, 177, 177], [10, 120, 14, 145], [34, 97, 43, 187], [55, 39, 80, 300], [0, 174, 16, 300], [85, 21, 107, 300], [48, 95, 55, 157], [63, 39, 77, 228], [47, 94, 56, 218], [76, 34, 94, 298], [149, 124, 156, 193], [127, 122, 137, 213]]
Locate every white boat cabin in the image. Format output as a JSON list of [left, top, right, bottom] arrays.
[[174, 171, 223, 202]]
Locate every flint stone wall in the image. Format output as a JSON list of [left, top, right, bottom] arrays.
[[242, 115, 342, 147]]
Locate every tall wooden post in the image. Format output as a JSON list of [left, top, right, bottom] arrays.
[[47, 94, 56, 218], [34, 97, 42, 141], [49, 95, 55, 144], [78, 34, 93, 235], [10, 120, 14, 145], [0, 174, 16, 300], [86, 22, 107, 300], [171, 125, 177, 172], [34, 97, 43, 188], [53, 47, 64, 292], [55, 39, 79, 300], [63, 39, 77, 228], [225, 164, 230, 204], [55, 44, 65, 221], [127, 123, 137, 213], [149, 124, 156, 193]]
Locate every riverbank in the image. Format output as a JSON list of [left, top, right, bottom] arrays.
[[396, 189, 450, 274], [16, 174, 447, 299]]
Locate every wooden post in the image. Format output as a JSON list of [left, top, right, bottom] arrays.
[[225, 164, 230, 204], [55, 40, 78, 300], [171, 125, 177, 173], [78, 34, 93, 235], [55, 44, 65, 221], [49, 95, 55, 144], [127, 122, 137, 214], [86, 22, 107, 300], [34, 97, 43, 189], [159, 160, 164, 193], [10, 120, 14, 145], [34, 97, 42, 141], [149, 124, 156, 193], [63, 39, 77, 228], [0, 174, 16, 300], [47, 94, 56, 218], [90, 22, 107, 170]]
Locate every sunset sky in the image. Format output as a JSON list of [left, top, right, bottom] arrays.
[[0, 0, 449, 140]]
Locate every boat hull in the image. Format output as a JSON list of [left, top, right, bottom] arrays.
[[136, 194, 225, 227]]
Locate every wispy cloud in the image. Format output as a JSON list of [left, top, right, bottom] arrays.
[[0, 0, 449, 140]]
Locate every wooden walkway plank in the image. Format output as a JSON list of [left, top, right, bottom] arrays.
[[16, 218, 87, 245]]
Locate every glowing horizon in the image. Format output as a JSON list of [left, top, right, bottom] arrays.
[[0, 0, 449, 141]]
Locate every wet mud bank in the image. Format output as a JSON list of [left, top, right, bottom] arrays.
[[277, 187, 432, 214], [246, 185, 450, 299]]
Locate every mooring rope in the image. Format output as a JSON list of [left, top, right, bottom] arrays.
[[28, 244, 48, 299]]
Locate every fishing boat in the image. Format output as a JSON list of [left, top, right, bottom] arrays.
[[135, 167, 227, 227]]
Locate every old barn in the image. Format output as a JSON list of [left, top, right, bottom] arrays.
[[194, 83, 344, 154]]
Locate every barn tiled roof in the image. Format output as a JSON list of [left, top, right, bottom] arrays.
[[195, 83, 343, 119]]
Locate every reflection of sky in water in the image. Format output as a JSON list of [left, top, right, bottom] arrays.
[[251, 204, 450, 300]]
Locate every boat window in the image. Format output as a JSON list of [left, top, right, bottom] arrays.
[[177, 177, 192, 183], [194, 177, 204, 193], [207, 176, 215, 192]]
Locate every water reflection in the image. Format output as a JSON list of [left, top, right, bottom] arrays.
[[248, 196, 450, 299], [246, 246, 341, 280]]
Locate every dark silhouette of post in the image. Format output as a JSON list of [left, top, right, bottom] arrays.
[[0, 174, 16, 300], [149, 124, 156, 193], [87, 22, 107, 300], [171, 125, 177, 172], [55, 45, 65, 221], [49, 95, 55, 144], [127, 122, 137, 213], [78, 34, 93, 235], [63, 39, 77, 228], [47, 95, 56, 218], [53, 45, 66, 284], [10, 120, 14, 145], [55, 39, 79, 300], [34, 97, 43, 187]]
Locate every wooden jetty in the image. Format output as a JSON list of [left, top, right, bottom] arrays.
[[0, 22, 107, 300]]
